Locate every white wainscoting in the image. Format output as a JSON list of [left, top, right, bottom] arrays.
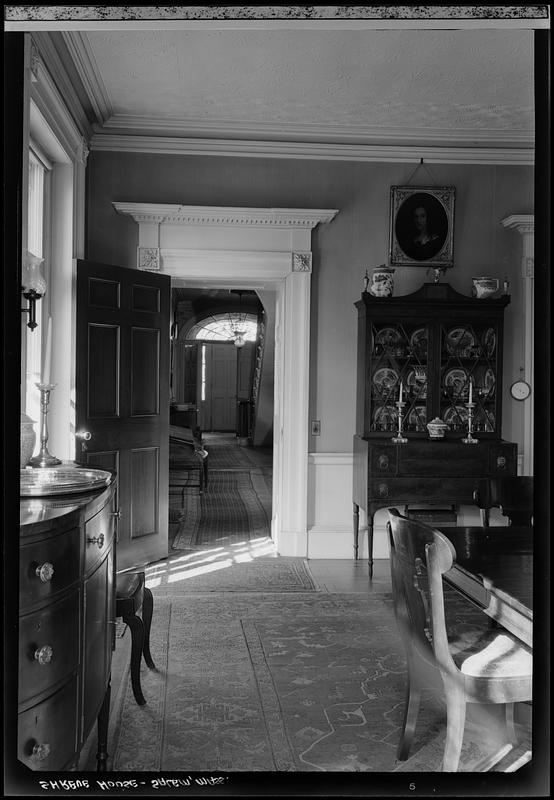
[[306, 451, 506, 560], [307, 452, 391, 560]]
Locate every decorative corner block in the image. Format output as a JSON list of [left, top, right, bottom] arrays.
[[292, 252, 312, 273], [138, 247, 160, 271]]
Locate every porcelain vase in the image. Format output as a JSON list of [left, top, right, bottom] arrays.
[[20, 413, 36, 467]]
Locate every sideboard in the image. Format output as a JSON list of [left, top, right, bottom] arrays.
[[18, 478, 117, 771]]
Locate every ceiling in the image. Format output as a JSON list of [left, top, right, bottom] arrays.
[[56, 27, 535, 153]]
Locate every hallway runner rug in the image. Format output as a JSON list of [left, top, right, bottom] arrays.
[[103, 591, 530, 773], [171, 470, 271, 550]]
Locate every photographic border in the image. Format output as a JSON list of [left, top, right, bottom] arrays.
[[389, 185, 455, 268]]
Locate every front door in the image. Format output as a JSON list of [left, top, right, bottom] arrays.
[[76, 260, 170, 571], [200, 342, 237, 431]]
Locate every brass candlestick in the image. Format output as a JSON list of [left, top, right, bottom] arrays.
[[28, 383, 62, 467], [461, 401, 478, 445], [392, 401, 408, 444]]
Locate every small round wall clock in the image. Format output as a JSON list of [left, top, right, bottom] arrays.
[[510, 379, 531, 401]]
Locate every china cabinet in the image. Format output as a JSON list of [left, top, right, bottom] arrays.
[[18, 478, 117, 770], [353, 283, 517, 575]]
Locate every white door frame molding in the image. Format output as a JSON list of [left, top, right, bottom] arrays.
[[113, 203, 338, 555], [502, 214, 534, 476]]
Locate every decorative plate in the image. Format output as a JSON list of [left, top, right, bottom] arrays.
[[483, 368, 495, 397], [445, 327, 475, 356], [408, 405, 427, 431], [409, 327, 428, 354], [375, 327, 402, 346], [443, 405, 469, 426], [406, 368, 427, 397], [373, 404, 396, 429], [373, 367, 399, 390], [484, 328, 496, 357], [444, 368, 469, 397]]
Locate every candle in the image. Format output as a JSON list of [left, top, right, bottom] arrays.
[[43, 316, 52, 385], [399, 381, 403, 404], [468, 378, 473, 405]]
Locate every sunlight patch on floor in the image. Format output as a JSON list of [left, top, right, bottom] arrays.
[[145, 536, 278, 587]]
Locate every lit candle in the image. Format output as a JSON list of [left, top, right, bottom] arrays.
[[468, 378, 473, 405], [43, 316, 52, 385], [399, 381, 403, 404]]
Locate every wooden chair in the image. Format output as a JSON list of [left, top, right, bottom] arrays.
[[169, 424, 209, 495], [116, 571, 155, 706], [387, 508, 532, 771], [473, 477, 533, 526]]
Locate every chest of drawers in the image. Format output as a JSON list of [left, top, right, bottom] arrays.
[[18, 479, 116, 771]]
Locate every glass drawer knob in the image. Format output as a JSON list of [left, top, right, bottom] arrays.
[[87, 533, 105, 548], [496, 456, 507, 469], [34, 645, 53, 665], [32, 742, 51, 760], [378, 483, 389, 498], [35, 562, 54, 582], [378, 455, 389, 470]]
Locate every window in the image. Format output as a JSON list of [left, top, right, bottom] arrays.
[[187, 312, 258, 343], [24, 147, 50, 425]]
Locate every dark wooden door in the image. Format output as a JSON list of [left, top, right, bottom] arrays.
[[76, 260, 170, 570]]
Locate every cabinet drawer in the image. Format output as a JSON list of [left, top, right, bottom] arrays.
[[19, 528, 80, 611], [18, 675, 79, 771], [397, 444, 489, 476], [369, 477, 478, 504], [19, 591, 80, 706], [84, 504, 115, 575]]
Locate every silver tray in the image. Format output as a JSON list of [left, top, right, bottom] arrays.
[[20, 467, 112, 497]]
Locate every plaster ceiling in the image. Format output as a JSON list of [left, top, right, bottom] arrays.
[[62, 27, 535, 148]]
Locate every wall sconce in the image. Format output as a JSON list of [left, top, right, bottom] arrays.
[[21, 251, 46, 330]]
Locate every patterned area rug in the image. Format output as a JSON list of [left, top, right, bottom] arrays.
[[201, 433, 273, 471], [103, 590, 529, 773], [171, 470, 272, 550]]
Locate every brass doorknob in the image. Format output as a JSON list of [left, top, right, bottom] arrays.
[[76, 430, 92, 441]]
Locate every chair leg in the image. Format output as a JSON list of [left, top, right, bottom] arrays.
[[141, 587, 155, 670], [442, 683, 466, 771], [124, 612, 146, 705], [505, 703, 518, 746], [397, 678, 421, 761]]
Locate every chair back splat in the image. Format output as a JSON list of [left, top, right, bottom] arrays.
[[387, 507, 532, 772], [472, 476, 533, 526]]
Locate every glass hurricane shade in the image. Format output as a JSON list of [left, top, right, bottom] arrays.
[[22, 251, 47, 295], [21, 251, 46, 330]]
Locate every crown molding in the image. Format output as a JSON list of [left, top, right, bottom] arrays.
[[61, 30, 113, 123], [113, 203, 338, 228], [30, 32, 93, 141], [97, 113, 535, 147], [501, 214, 535, 235], [94, 133, 534, 165]]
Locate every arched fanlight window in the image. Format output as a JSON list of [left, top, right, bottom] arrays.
[[187, 312, 258, 347]]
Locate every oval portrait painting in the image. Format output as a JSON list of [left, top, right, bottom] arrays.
[[394, 191, 449, 262]]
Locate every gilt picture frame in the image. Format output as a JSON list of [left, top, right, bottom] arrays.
[[389, 186, 455, 268]]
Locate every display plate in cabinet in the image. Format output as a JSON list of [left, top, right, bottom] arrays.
[[19, 528, 80, 611], [19, 590, 80, 705], [18, 676, 79, 771]]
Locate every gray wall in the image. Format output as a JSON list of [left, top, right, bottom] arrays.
[[86, 151, 533, 454]]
